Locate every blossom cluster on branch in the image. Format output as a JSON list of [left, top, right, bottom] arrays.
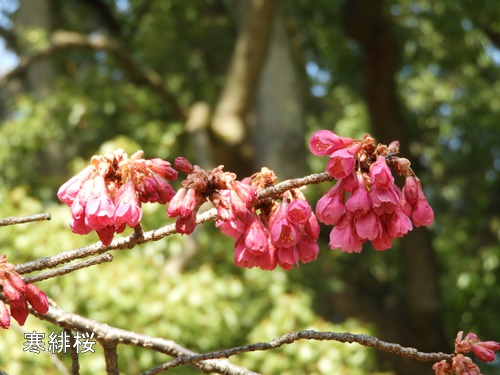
[[0, 255, 48, 329], [433, 331, 500, 375], [310, 130, 434, 252]]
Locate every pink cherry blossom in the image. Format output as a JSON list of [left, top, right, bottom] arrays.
[[287, 199, 312, 225], [243, 216, 269, 254], [85, 175, 115, 230], [355, 211, 382, 241], [345, 173, 371, 218], [370, 155, 394, 189], [57, 165, 95, 206], [114, 179, 143, 228], [327, 148, 356, 179], [0, 302, 10, 329], [329, 215, 363, 253], [316, 181, 345, 226], [386, 210, 413, 238], [309, 130, 353, 156], [277, 247, 299, 270]]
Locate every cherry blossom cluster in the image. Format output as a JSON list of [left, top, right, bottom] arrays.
[[167, 157, 258, 234], [58, 149, 178, 245], [0, 255, 49, 329], [217, 168, 320, 270], [309, 130, 434, 252], [433, 331, 500, 375]]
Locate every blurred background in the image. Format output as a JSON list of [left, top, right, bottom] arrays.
[[0, 0, 499, 374]]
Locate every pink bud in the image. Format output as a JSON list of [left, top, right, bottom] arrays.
[[25, 284, 49, 314], [403, 177, 419, 205], [149, 159, 178, 180], [10, 294, 29, 326], [175, 211, 197, 235], [5, 271, 26, 293], [472, 343, 496, 362], [2, 278, 21, 302], [411, 197, 434, 227], [309, 130, 353, 156], [85, 175, 115, 230], [96, 225, 115, 246], [0, 301, 10, 329], [174, 157, 194, 174], [167, 188, 187, 217]]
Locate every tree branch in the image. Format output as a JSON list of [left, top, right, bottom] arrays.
[[23, 253, 113, 284], [147, 330, 454, 373], [0, 30, 186, 120], [0, 213, 51, 226]]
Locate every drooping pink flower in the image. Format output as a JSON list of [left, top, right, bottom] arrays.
[[329, 215, 363, 253], [297, 236, 320, 263], [269, 200, 299, 248], [114, 179, 143, 228], [371, 224, 394, 251], [277, 247, 299, 270], [386, 210, 413, 238], [355, 211, 382, 241], [412, 194, 434, 227], [85, 175, 115, 230], [327, 148, 356, 179], [243, 216, 269, 254], [370, 185, 399, 215], [287, 199, 312, 225], [216, 218, 246, 239], [370, 156, 394, 189], [345, 173, 371, 218], [316, 181, 345, 226], [57, 165, 95, 206], [309, 130, 353, 156]]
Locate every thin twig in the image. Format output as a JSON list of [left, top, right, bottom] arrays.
[[145, 330, 454, 373], [0, 213, 51, 226], [101, 342, 119, 375], [65, 328, 80, 375], [23, 253, 113, 284], [15, 172, 334, 276]]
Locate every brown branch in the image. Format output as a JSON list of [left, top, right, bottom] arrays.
[[65, 329, 81, 375], [0, 25, 18, 52], [101, 342, 119, 375], [0, 213, 51, 226], [30, 305, 259, 375], [15, 172, 334, 276], [0, 30, 186, 120], [23, 253, 113, 284], [147, 330, 454, 373]]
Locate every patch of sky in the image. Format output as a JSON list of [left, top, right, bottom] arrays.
[[306, 61, 331, 97], [439, 103, 452, 117], [461, 18, 472, 31], [115, 0, 130, 14], [485, 43, 500, 67], [390, 4, 402, 16]]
